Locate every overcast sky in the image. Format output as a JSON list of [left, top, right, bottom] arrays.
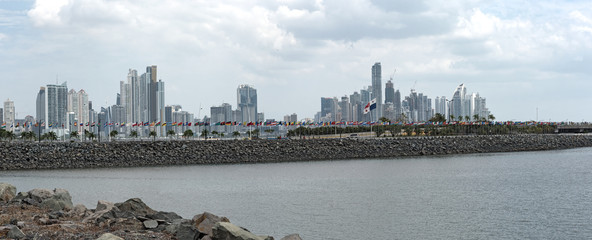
[[1, 0, 591, 122]]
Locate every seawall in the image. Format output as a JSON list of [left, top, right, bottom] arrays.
[[1, 134, 591, 170]]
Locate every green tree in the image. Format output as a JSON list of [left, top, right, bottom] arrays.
[[201, 129, 209, 140], [464, 116, 470, 122], [84, 129, 91, 141], [167, 130, 176, 140], [379, 117, 391, 123], [70, 131, 79, 140], [232, 131, 240, 139], [473, 114, 480, 122], [130, 130, 138, 139], [488, 114, 496, 122], [88, 132, 96, 141], [46, 131, 57, 142], [21, 131, 35, 141], [110, 130, 118, 141], [149, 131, 157, 141], [183, 129, 194, 139], [449, 114, 455, 122], [429, 113, 446, 122], [211, 131, 219, 138]]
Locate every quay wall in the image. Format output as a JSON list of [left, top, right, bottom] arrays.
[[1, 134, 591, 170]]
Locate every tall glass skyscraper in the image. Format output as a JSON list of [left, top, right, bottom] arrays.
[[237, 85, 257, 123], [371, 62, 382, 121], [45, 82, 68, 129]]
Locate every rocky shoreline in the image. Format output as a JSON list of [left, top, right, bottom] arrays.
[[0, 183, 301, 240], [0, 134, 591, 170]]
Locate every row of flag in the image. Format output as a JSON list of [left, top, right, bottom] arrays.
[[1, 120, 568, 129]]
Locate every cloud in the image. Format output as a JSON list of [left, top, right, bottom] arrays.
[[1, 0, 590, 121]]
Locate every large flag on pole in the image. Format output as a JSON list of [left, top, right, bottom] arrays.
[[363, 98, 377, 114]]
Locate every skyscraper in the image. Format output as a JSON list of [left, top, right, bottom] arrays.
[[237, 85, 257, 123], [385, 80, 395, 104], [3, 99, 15, 129], [36, 87, 46, 125], [451, 83, 467, 121], [0, 108, 3, 125], [435, 96, 447, 118], [371, 63, 382, 121], [321, 97, 337, 121], [45, 82, 68, 129], [147, 65, 158, 122]]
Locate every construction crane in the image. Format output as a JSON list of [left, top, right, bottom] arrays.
[[390, 69, 397, 81], [411, 80, 417, 93]]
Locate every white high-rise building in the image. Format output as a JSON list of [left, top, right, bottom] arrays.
[[371, 62, 382, 121], [45, 82, 68, 129], [435, 96, 447, 118], [237, 85, 257, 123], [3, 99, 15, 130], [450, 84, 489, 121]]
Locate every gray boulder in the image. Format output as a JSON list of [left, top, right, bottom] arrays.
[[143, 219, 158, 229], [212, 222, 265, 240], [7, 226, 26, 239], [96, 200, 115, 211], [40, 188, 73, 211], [280, 234, 302, 240], [96, 233, 124, 240], [69, 204, 88, 218], [82, 201, 119, 223], [28, 188, 53, 203], [114, 198, 156, 217], [172, 219, 199, 240], [0, 183, 16, 202], [193, 211, 230, 236]]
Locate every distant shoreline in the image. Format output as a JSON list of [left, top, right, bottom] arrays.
[[1, 134, 591, 170]]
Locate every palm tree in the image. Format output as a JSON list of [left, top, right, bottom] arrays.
[[232, 131, 240, 139], [88, 132, 96, 141], [251, 129, 260, 139], [201, 129, 209, 140], [149, 131, 157, 141], [464, 116, 470, 122], [211, 131, 219, 139], [6, 131, 16, 142], [488, 114, 496, 122], [70, 131, 79, 140], [167, 130, 176, 140], [84, 129, 90, 141], [21, 131, 35, 141], [130, 130, 138, 140], [110, 130, 118, 141], [379, 117, 391, 123], [449, 114, 455, 122], [46, 131, 57, 142], [473, 114, 480, 122], [183, 129, 194, 139], [429, 113, 446, 122]]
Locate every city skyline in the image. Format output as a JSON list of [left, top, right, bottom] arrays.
[[1, 1, 591, 122]]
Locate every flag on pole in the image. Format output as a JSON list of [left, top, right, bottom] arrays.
[[363, 98, 377, 114]]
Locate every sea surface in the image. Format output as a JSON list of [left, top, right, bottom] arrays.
[[2, 147, 592, 239]]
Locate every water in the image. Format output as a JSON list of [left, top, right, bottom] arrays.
[[2, 147, 592, 239]]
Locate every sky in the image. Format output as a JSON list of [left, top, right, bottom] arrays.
[[0, 0, 591, 122]]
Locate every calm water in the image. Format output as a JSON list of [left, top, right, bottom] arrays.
[[2, 147, 592, 239]]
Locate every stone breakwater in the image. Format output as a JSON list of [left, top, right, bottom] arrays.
[[1, 134, 591, 170]]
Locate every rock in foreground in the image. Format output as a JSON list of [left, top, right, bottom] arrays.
[[0, 183, 301, 240]]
